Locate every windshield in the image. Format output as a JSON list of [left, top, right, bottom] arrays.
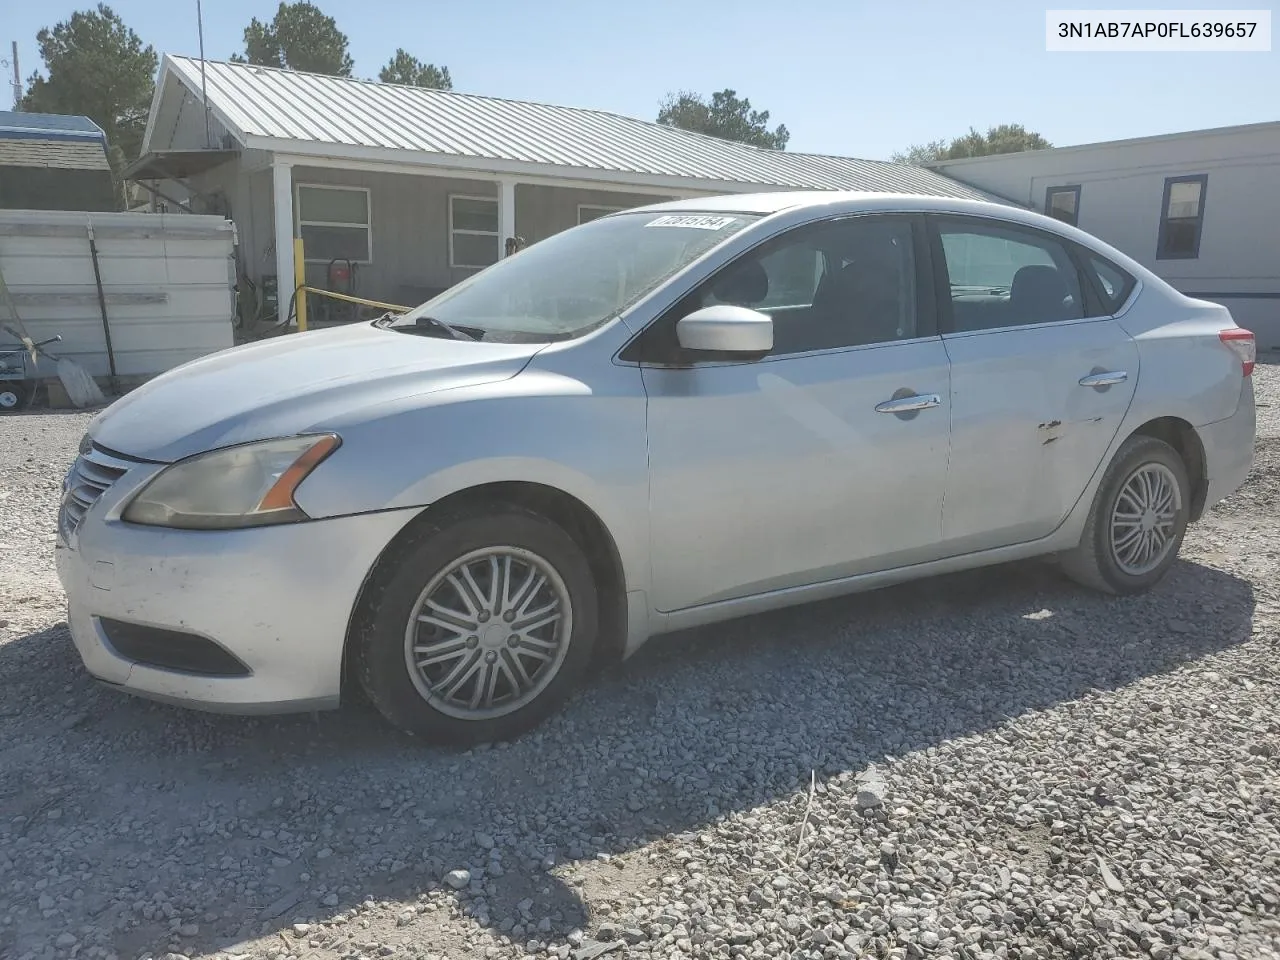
[[389, 210, 759, 341]]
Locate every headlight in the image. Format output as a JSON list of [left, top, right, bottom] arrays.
[[123, 434, 340, 529]]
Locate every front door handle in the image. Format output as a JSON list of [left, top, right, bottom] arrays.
[[875, 393, 942, 414], [1079, 371, 1128, 387]]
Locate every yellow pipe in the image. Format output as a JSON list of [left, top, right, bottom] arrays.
[[293, 238, 307, 332]]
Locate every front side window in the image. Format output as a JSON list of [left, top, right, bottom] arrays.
[[936, 218, 1084, 332], [392, 210, 759, 342], [297, 185, 371, 263], [450, 195, 500, 268], [634, 215, 921, 361], [1045, 185, 1081, 226], [1157, 174, 1207, 260]]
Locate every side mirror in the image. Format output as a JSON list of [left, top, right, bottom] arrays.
[[676, 305, 773, 354]]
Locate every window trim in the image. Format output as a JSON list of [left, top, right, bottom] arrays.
[[1044, 185, 1081, 227], [620, 212, 937, 366], [577, 203, 625, 225], [449, 193, 501, 269], [1072, 247, 1138, 318], [927, 213, 1095, 336], [1156, 173, 1208, 261], [295, 183, 372, 265]]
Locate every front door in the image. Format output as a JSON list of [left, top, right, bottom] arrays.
[[931, 215, 1140, 554], [634, 214, 953, 612]]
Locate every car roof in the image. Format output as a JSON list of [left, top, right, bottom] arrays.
[[631, 190, 1024, 218]]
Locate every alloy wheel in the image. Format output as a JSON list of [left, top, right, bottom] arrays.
[[403, 546, 573, 720], [1109, 462, 1181, 576]]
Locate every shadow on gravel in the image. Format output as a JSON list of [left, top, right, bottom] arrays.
[[0, 556, 1256, 957]]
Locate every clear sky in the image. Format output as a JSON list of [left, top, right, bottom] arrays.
[[4, 0, 1277, 159]]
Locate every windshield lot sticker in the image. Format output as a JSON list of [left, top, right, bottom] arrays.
[[645, 215, 738, 230]]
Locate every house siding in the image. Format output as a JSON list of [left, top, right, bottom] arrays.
[[934, 125, 1280, 348], [288, 165, 500, 302], [515, 185, 677, 243], [198, 163, 682, 310]]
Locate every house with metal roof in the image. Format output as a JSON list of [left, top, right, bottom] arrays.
[[128, 54, 994, 325], [0, 111, 116, 212]]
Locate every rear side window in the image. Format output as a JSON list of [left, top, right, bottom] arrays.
[[935, 218, 1084, 332], [1084, 254, 1136, 314]]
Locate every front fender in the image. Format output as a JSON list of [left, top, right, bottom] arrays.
[[292, 370, 651, 593]]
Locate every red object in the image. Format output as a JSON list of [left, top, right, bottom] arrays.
[[327, 260, 352, 291], [1219, 328, 1256, 377]]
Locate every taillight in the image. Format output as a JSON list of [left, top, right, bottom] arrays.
[[1220, 328, 1255, 377]]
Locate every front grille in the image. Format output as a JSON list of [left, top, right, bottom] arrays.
[[99, 618, 252, 677], [59, 444, 132, 541]]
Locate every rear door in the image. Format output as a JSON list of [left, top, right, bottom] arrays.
[[930, 215, 1139, 554]]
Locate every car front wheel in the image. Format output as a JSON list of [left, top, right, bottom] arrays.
[[354, 503, 599, 744], [1060, 433, 1191, 595]]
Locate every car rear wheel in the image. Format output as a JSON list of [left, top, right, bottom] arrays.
[[1059, 434, 1190, 594], [354, 503, 598, 744]]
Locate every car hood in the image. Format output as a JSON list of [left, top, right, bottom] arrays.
[[89, 323, 542, 462]]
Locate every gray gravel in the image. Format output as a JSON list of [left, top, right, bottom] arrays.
[[2, 367, 1279, 960]]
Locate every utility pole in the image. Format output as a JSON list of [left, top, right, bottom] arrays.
[[2, 42, 20, 108]]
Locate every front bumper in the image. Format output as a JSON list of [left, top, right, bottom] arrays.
[[56, 473, 422, 714]]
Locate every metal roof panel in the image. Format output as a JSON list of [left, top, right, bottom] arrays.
[[162, 56, 994, 200]]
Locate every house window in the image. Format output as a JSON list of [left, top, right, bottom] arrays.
[[297, 184, 371, 263], [1157, 174, 1207, 260], [450, 195, 500, 268], [1044, 185, 1081, 226], [578, 204, 624, 225]]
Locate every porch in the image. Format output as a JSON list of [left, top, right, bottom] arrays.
[[177, 152, 699, 328]]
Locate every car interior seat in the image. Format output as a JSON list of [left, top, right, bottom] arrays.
[[1009, 264, 1074, 323], [809, 240, 907, 348], [710, 258, 770, 306]]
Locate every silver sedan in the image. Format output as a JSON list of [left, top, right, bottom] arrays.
[[56, 192, 1257, 743]]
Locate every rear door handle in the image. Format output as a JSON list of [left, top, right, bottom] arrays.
[[875, 393, 942, 414], [1079, 371, 1128, 387]]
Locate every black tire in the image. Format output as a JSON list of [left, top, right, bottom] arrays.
[[353, 502, 599, 745], [1059, 434, 1191, 595], [0, 381, 31, 412]]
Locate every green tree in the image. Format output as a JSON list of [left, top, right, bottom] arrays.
[[230, 1, 353, 76], [19, 3, 157, 178], [892, 124, 1052, 165], [657, 89, 789, 150], [378, 49, 452, 89]]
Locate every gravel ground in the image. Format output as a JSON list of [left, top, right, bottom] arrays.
[[2, 367, 1279, 960]]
